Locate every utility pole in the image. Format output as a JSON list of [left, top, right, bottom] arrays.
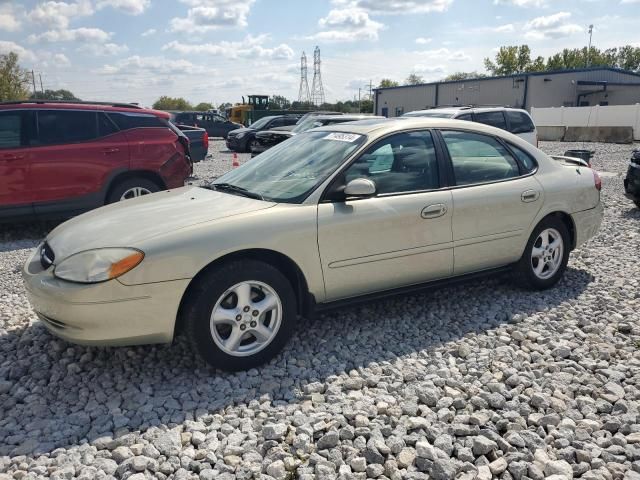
[[587, 24, 594, 67], [358, 88, 361, 113], [31, 70, 37, 95], [39, 73, 44, 94]]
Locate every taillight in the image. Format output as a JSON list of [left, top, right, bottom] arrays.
[[203, 131, 209, 150], [592, 170, 601, 191]]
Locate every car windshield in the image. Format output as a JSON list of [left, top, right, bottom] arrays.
[[212, 130, 366, 203], [292, 117, 326, 133], [249, 116, 275, 129], [403, 111, 454, 118]]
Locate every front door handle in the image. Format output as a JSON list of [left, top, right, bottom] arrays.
[[1, 153, 25, 161], [102, 147, 120, 154], [521, 190, 540, 203], [421, 203, 447, 219]]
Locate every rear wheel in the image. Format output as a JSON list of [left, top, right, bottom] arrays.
[[513, 216, 570, 290], [107, 178, 160, 204], [635, 200, 640, 209], [183, 260, 296, 371]]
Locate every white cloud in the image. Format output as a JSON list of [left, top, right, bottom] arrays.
[[0, 3, 21, 32], [97, 0, 151, 15], [493, 0, 547, 6], [97, 55, 212, 76], [494, 23, 515, 33], [29, 27, 112, 43], [52, 53, 71, 66], [310, 7, 385, 42], [0, 41, 36, 62], [333, 0, 452, 14], [141, 28, 156, 36], [79, 42, 129, 56], [415, 37, 432, 44], [414, 47, 470, 62], [620, 0, 640, 2], [449, 50, 470, 61], [27, 0, 93, 29], [412, 64, 445, 74], [170, 0, 255, 32], [524, 11, 582, 39], [163, 35, 294, 60]]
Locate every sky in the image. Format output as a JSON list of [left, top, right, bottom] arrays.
[[1, 0, 639, 108]]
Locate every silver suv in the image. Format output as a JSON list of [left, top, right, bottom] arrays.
[[403, 106, 538, 147]]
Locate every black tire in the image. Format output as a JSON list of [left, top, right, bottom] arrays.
[[513, 216, 570, 290], [183, 259, 297, 371], [242, 136, 254, 153], [107, 177, 160, 204], [635, 200, 640, 209]]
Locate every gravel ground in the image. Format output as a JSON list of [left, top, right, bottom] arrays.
[[1, 140, 639, 480]]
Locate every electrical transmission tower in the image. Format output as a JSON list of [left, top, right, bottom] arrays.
[[310, 46, 325, 107], [297, 51, 311, 104]]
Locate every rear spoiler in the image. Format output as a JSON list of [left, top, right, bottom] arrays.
[[550, 155, 589, 168]]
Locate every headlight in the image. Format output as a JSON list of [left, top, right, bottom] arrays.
[[54, 248, 144, 283], [236, 132, 246, 139]]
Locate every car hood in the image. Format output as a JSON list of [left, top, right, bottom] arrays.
[[46, 186, 276, 261], [256, 129, 294, 139], [228, 127, 254, 136]]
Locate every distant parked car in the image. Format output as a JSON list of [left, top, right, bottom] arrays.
[[174, 124, 209, 162], [226, 115, 300, 152], [0, 100, 192, 222], [295, 111, 343, 124], [403, 106, 538, 146], [24, 117, 603, 371], [624, 148, 640, 208], [251, 114, 384, 156], [171, 111, 242, 138]]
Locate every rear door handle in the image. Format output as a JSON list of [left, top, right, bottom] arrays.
[[102, 148, 120, 154], [521, 190, 540, 202], [1, 153, 25, 161], [421, 203, 447, 219]]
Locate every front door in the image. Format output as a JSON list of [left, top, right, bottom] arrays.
[[317, 130, 453, 301], [438, 129, 543, 274], [0, 110, 33, 217]]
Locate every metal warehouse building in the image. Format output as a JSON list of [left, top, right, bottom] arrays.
[[374, 67, 640, 117]]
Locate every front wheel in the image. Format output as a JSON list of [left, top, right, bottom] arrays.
[[183, 260, 297, 371], [107, 177, 160, 204], [513, 216, 570, 290]]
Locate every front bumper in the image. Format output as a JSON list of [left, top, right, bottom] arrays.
[[225, 136, 245, 151], [571, 202, 604, 249], [624, 162, 640, 201], [22, 246, 190, 346]]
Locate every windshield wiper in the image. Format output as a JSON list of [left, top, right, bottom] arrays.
[[209, 183, 264, 200]]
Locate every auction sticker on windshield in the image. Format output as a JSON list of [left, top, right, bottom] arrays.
[[323, 132, 362, 142]]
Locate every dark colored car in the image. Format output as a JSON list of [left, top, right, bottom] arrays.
[[171, 111, 242, 138], [251, 114, 383, 156], [226, 115, 300, 152], [624, 148, 640, 208], [0, 100, 192, 222], [175, 124, 209, 162]]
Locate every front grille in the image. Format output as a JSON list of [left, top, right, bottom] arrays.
[[40, 242, 55, 270]]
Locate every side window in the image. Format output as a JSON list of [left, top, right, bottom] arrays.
[[506, 111, 535, 134], [98, 112, 119, 137], [441, 130, 520, 186], [284, 117, 299, 126], [508, 143, 537, 173], [0, 111, 23, 148], [475, 111, 507, 130], [36, 110, 98, 146], [108, 112, 165, 130], [456, 113, 472, 121], [270, 118, 285, 128], [344, 131, 439, 195]]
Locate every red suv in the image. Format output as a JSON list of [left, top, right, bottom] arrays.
[[0, 101, 192, 221]]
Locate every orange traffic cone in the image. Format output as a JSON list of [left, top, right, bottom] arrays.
[[232, 152, 240, 168]]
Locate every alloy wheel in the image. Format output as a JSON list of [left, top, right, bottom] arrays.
[[210, 280, 283, 357], [531, 227, 564, 280], [120, 187, 152, 201]]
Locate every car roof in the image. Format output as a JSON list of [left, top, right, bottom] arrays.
[[0, 100, 170, 118], [312, 116, 522, 140], [406, 106, 530, 116], [313, 114, 383, 121]]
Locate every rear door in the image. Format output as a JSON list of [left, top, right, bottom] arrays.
[[474, 110, 508, 132], [438, 129, 543, 274], [29, 109, 130, 215], [0, 110, 33, 216]]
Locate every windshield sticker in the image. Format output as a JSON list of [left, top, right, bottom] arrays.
[[323, 132, 361, 142]]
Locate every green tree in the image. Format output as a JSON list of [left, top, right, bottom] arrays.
[[268, 95, 291, 110], [193, 102, 213, 111], [484, 45, 535, 76], [152, 96, 192, 110], [615, 45, 640, 71], [218, 102, 232, 113], [378, 78, 399, 88], [443, 71, 487, 81], [0, 52, 31, 102], [31, 89, 80, 101], [404, 73, 425, 85]]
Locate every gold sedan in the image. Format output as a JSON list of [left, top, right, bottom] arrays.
[[24, 118, 603, 371]]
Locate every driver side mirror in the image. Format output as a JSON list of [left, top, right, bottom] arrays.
[[343, 178, 376, 198]]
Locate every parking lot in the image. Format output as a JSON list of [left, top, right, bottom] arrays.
[[1, 140, 639, 479]]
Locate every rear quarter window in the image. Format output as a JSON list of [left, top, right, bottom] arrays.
[[474, 111, 507, 130], [508, 143, 538, 173], [506, 111, 535, 134], [108, 112, 166, 130]]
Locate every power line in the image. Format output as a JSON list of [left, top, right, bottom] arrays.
[[297, 51, 311, 104], [310, 46, 325, 107]]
